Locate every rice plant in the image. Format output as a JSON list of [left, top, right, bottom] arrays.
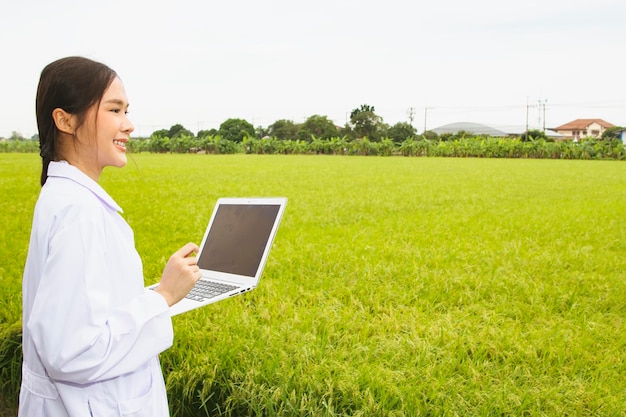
[[1, 154, 625, 416]]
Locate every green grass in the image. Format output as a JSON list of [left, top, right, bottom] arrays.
[[1, 153, 625, 416]]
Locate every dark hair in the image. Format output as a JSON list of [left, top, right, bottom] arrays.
[[36, 56, 117, 186]]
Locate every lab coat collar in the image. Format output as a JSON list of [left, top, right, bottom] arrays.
[[47, 161, 124, 213]]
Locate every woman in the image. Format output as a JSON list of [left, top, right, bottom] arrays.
[[19, 56, 201, 416]]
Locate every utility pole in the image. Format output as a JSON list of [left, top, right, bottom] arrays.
[[538, 99, 547, 132], [543, 99, 548, 133], [525, 98, 548, 137], [525, 98, 529, 141], [424, 106, 430, 134], [407, 107, 415, 126]]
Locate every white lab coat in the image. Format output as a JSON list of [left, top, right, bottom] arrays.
[[19, 161, 174, 417]]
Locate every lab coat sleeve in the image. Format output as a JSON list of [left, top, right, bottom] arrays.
[[27, 208, 174, 385]]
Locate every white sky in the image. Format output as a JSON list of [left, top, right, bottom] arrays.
[[1, 0, 625, 138]]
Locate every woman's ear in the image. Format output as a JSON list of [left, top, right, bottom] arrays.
[[52, 108, 76, 135]]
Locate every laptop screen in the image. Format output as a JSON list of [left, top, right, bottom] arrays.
[[197, 204, 281, 277]]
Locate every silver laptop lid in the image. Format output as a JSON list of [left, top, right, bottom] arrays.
[[196, 197, 287, 285]]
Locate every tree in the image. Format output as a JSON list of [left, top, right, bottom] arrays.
[[297, 115, 338, 142], [148, 135, 170, 153], [255, 125, 270, 139], [351, 104, 375, 115], [521, 129, 546, 142], [197, 128, 218, 138], [387, 122, 417, 143], [439, 132, 455, 142], [349, 104, 384, 141], [456, 130, 474, 139], [338, 123, 356, 140], [601, 126, 624, 141], [167, 124, 194, 139], [9, 131, 26, 141], [151, 128, 169, 138], [218, 118, 255, 142], [268, 119, 299, 140], [422, 130, 438, 141]]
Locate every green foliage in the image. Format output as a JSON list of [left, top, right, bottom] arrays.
[[4, 135, 626, 160], [601, 126, 624, 140], [387, 122, 417, 143], [243, 136, 280, 154], [521, 129, 548, 142], [297, 115, 338, 142], [275, 139, 309, 155], [349, 104, 384, 141], [338, 123, 357, 141], [0, 139, 39, 153], [0, 322, 22, 406], [9, 131, 27, 141], [197, 128, 218, 139], [218, 118, 256, 143], [268, 120, 299, 141], [148, 134, 171, 153], [151, 128, 170, 139], [1, 154, 626, 415], [422, 130, 438, 141], [201, 135, 241, 154], [377, 138, 395, 156], [169, 134, 196, 153], [168, 124, 194, 139], [0, 154, 39, 410]]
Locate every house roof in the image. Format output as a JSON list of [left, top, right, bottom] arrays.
[[553, 119, 615, 131], [432, 122, 507, 136]]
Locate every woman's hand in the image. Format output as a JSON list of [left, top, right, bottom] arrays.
[[155, 242, 201, 306]]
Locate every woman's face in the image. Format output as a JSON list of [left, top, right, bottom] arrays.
[[76, 77, 134, 180]]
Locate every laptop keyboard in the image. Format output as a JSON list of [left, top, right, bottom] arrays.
[[185, 280, 239, 302]]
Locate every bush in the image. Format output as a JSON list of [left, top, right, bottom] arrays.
[[2, 136, 625, 160], [0, 322, 22, 410]]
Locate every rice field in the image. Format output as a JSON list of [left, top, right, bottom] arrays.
[[1, 153, 625, 416]]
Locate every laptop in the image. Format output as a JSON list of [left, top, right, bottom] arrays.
[[148, 197, 287, 316]]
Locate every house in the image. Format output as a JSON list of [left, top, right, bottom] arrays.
[[552, 119, 615, 140]]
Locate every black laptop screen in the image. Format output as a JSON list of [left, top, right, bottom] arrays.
[[197, 204, 280, 277]]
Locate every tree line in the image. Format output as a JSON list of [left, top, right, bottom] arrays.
[[3, 134, 624, 160], [2, 104, 624, 160], [147, 104, 417, 144]]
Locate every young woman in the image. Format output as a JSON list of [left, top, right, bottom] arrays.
[[19, 56, 201, 416]]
